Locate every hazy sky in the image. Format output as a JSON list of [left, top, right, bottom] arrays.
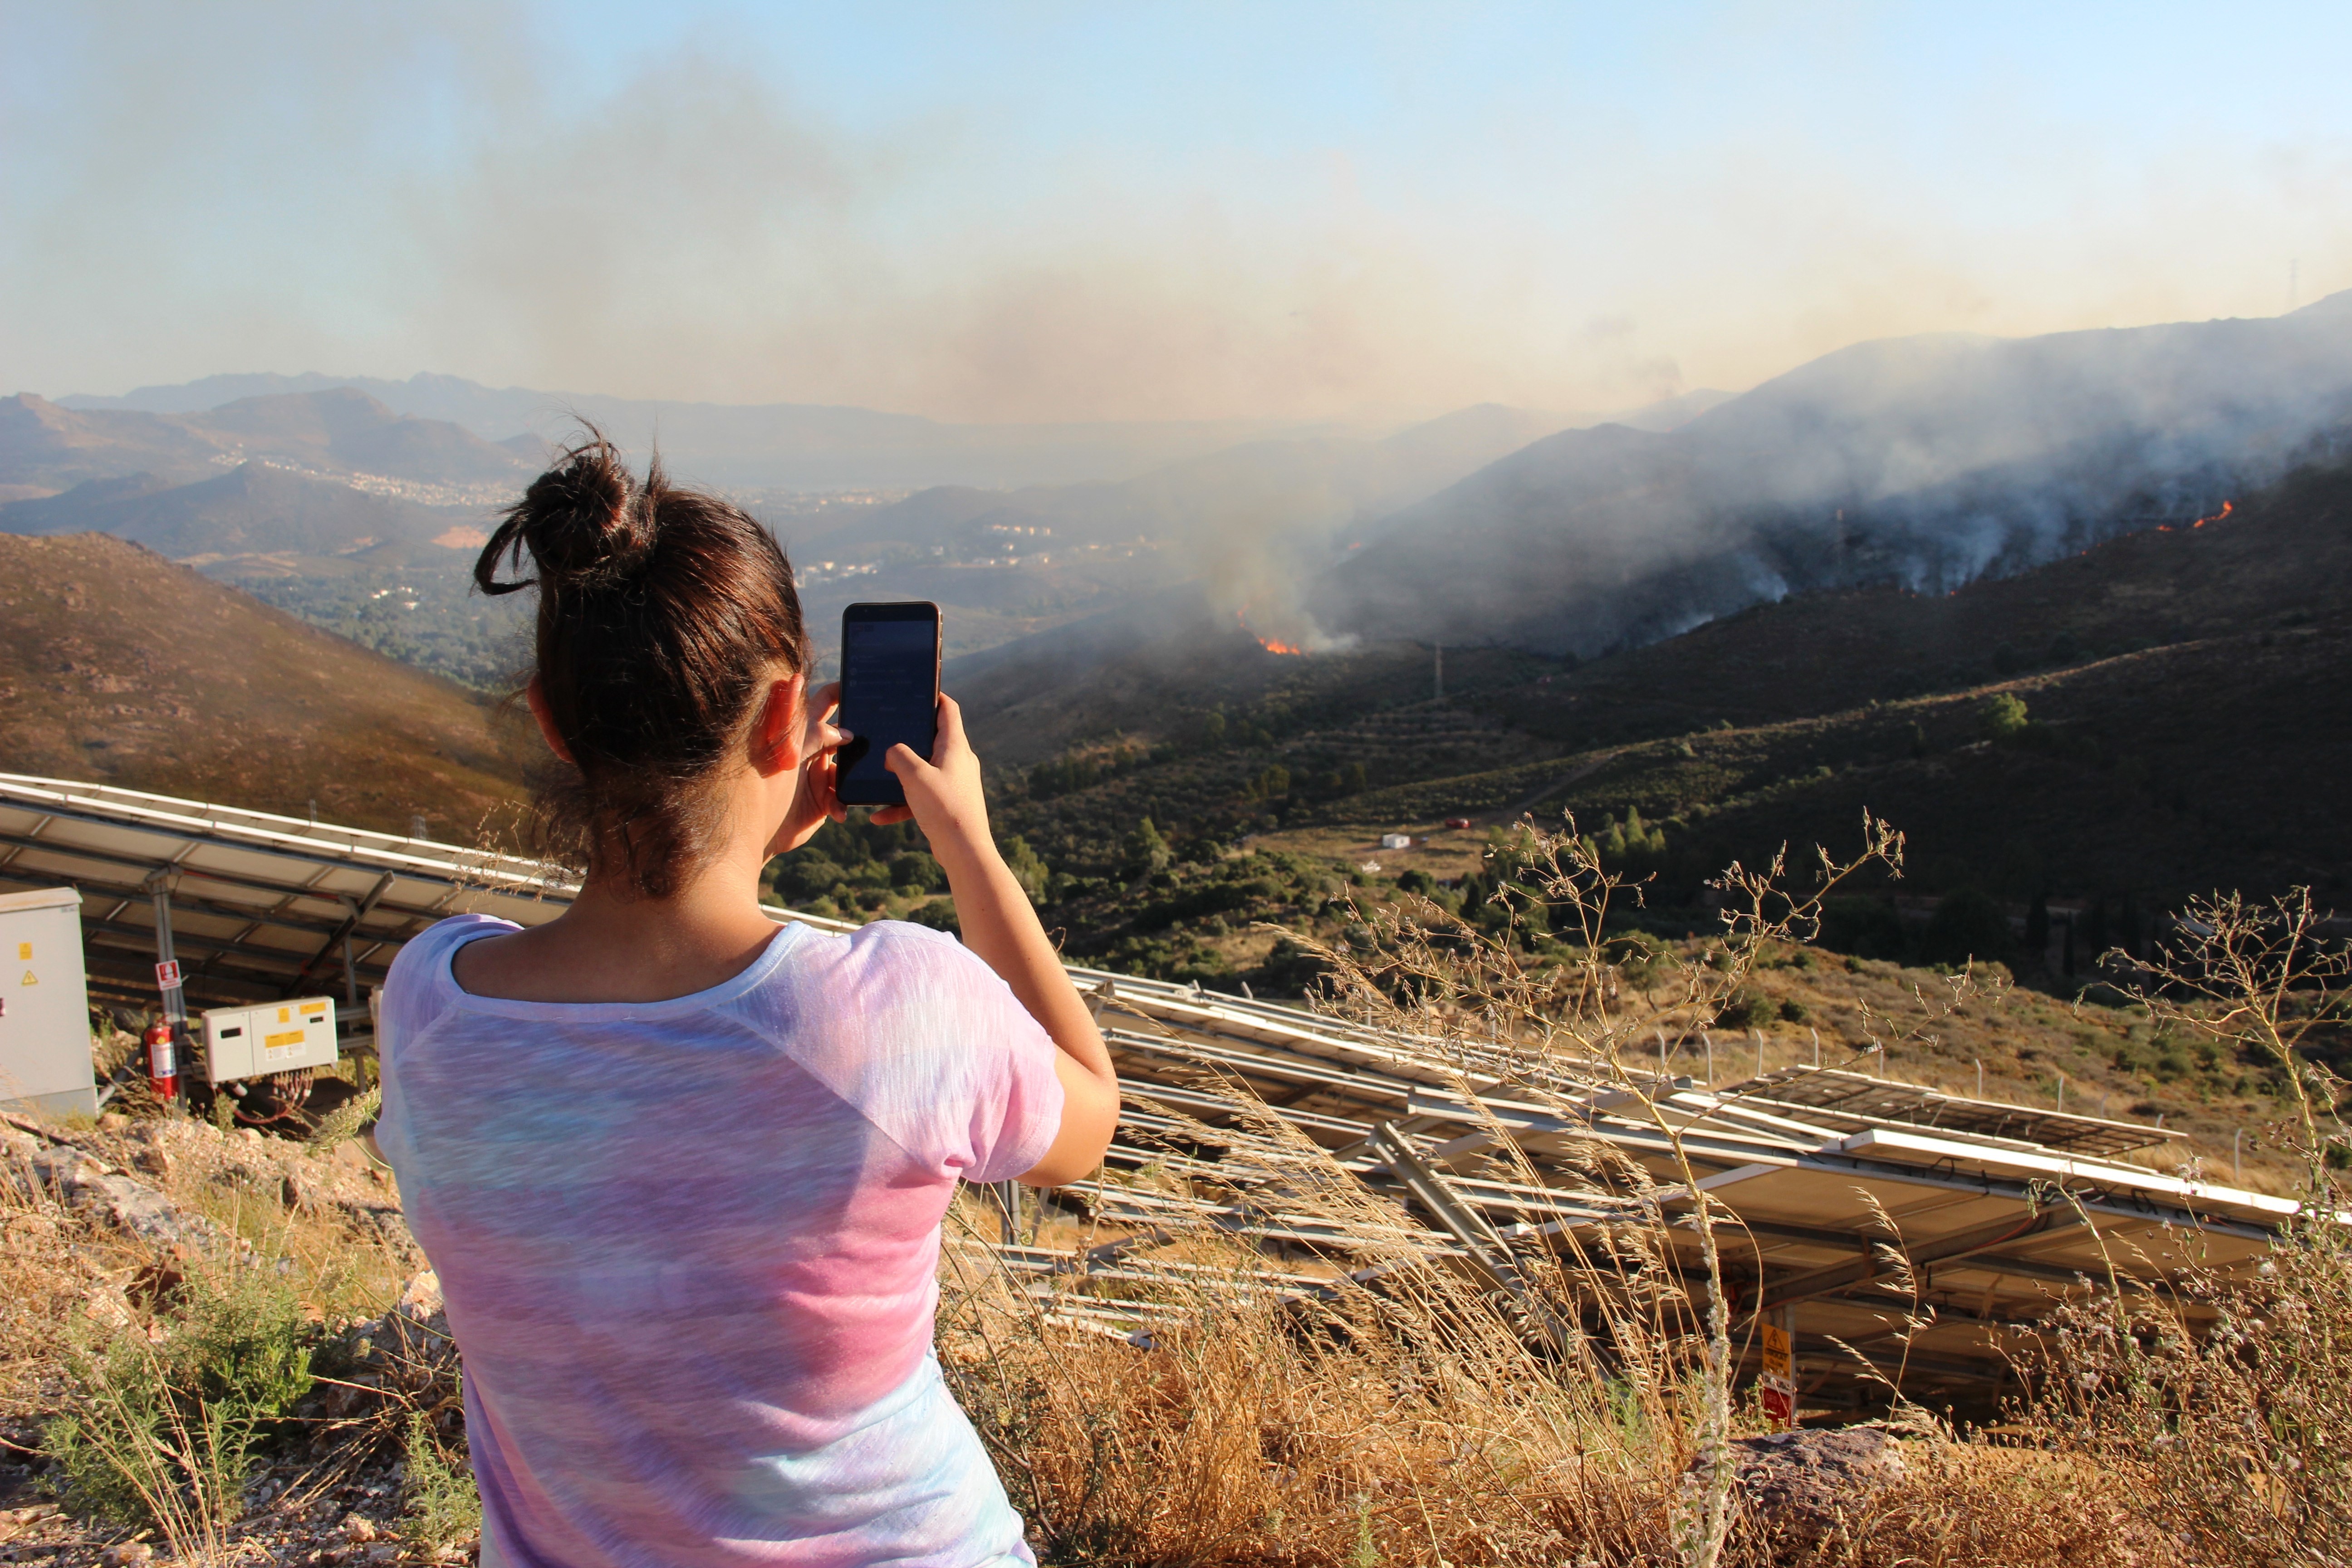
[[5, 2, 2349, 423]]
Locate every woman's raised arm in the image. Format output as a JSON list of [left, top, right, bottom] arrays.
[[882, 695, 1119, 1186]]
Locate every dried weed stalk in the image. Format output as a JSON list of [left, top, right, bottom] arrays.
[[2018, 884, 2352, 1567]]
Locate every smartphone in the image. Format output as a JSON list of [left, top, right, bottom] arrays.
[[835, 602, 942, 807]]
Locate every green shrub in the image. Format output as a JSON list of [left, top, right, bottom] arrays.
[[888, 851, 946, 893], [46, 1260, 315, 1530], [1122, 818, 1171, 877], [1981, 691, 2030, 741], [400, 1410, 482, 1553], [907, 900, 962, 937], [1603, 932, 1666, 986], [1255, 937, 1330, 995], [1000, 837, 1050, 901], [770, 853, 846, 902]]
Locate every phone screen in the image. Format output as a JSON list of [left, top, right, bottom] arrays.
[[836, 605, 941, 806]]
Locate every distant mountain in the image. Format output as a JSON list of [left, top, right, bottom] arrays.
[[195, 387, 527, 485], [61, 372, 1734, 494], [791, 398, 1705, 578], [0, 388, 530, 496], [0, 395, 224, 490], [0, 532, 528, 836], [1595, 387, 1737, 433], [0, 462, 466, 567], [1490, 446, 2352, 746], [1316, 294, 2352, 655], [59, 372, 1359, 490]]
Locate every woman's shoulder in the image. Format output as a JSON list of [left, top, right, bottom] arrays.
[[792, 917, 976, 976], [762, 918, 1009, 1023], [383, 914, 521, 1007]]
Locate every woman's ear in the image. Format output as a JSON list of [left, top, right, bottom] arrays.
[[525, 676, 576, 764], [752, 672, 807, 777]]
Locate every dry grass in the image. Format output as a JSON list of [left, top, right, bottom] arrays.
[[931, 824, 2349, 1568], [936, 1195, 2194, 1567], [3, 847, 2347, 1565], [940, 1195, 1679, 1566]]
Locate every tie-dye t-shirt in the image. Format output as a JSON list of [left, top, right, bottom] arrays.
[[374, 913, 1064, 1568]]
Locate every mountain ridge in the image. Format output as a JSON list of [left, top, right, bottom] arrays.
[[0, 388, 531, 495], [0, 462, 468, 565], [959, 440, 2352, 908], [1315, 292, 2352, 654]]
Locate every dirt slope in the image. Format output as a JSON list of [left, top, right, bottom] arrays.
[[0, 533, 530, 837]]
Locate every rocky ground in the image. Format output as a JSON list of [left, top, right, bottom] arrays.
[[1, 1106, 472, 1566]]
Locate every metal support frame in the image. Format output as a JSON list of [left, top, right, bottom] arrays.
[[286, 870, 398, 1000], [145, 871, 185, 1029], [1369, 1121, 1571, 1352], [989, 1180, 1023, 1246], [1755, 1204, 2082, 1314]]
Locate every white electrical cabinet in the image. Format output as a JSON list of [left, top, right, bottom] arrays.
[[0, 887, 98, 1120], [201, 997, 338, 1084]]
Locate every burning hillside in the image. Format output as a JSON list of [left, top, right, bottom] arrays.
[[1239, 611, 1306, 655]]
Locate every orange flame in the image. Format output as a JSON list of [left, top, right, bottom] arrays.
[[2158, 499, 2234, 534], [1236, 609, 1306, 655]]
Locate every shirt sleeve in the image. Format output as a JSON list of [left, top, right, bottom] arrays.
[[373, 914, 512, 1175], [957, 950, 1068, 1183], [787, 922, 1068, 1184]]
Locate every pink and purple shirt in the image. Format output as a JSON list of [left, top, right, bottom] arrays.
[[375, 915, 1064, 1568]]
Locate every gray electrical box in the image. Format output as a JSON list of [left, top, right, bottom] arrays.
[[201, 997, 338, 1083], [0, 887, 98, 1121]]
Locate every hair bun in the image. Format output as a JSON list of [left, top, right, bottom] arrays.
[[476, 431, 656, 597]]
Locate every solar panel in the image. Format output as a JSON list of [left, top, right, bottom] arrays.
[[0, 771, 2288, 1403]]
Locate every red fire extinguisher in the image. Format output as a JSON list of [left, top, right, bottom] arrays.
[[144, 1018, 179, 1102]]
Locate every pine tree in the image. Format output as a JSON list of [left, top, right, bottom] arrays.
[[1124, 816, 1171, 875]]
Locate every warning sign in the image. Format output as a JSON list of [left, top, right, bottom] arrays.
[[19, 970, 34, 986], [16, 942, 29, 960], [1759, 1318, 1796, 1428], [155, 960, 182, 990]]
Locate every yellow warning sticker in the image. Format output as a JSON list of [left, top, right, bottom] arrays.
[[265, 1030, 304, 1049], [15, 942, 29, 960], [277, 1007, 291, 1024], [20, 970, 35, 986]]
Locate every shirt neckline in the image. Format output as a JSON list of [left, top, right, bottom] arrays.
[[438, 917, 812, 1020]]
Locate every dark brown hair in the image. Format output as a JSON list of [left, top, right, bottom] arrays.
[[477, 431, 809, 898]]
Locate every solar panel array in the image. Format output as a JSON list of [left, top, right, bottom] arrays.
[[0, 772, 2291, 1405]]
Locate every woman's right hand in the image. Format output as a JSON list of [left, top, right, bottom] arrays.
[[882, 694, 999, 876]]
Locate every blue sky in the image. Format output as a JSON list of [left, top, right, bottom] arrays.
[[3, 2, 2347, 421]]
